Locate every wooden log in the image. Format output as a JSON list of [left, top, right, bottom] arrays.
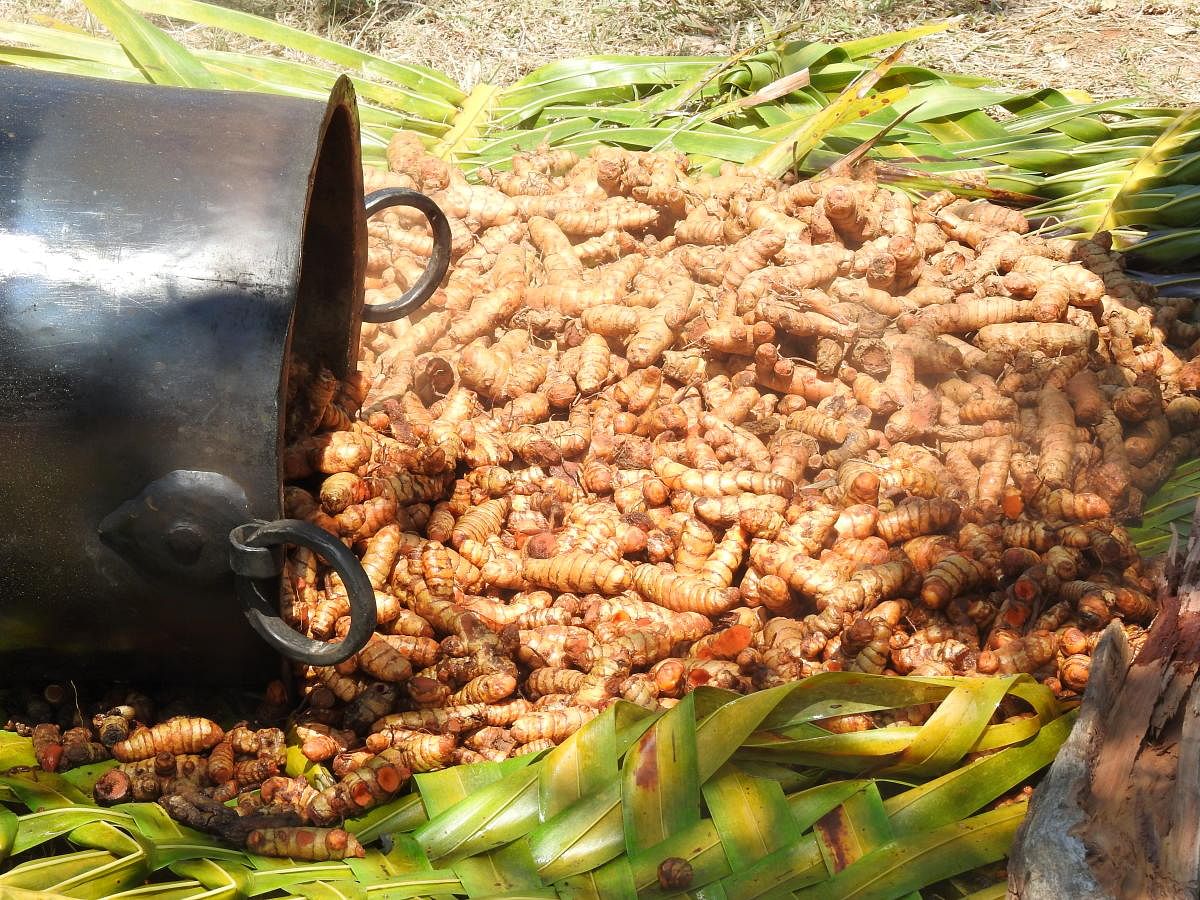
[[1009, 526, 1200, 899]]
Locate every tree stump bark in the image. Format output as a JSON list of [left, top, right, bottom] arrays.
[[1008, 528, 1200, 899]]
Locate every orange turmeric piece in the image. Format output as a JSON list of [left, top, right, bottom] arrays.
[[355, 633, 415, 683], [31, 724, 63, 772], [921, 555, 989, 609], [875, 499, 959, 545], [701, 319, 777, 356], [665, 514, 716, 575], [687, 624, 753, 661], [511, 708, 598, 744], [283, 432, 371, 479], [975, 436, 1012, 515], [653, 457, 793, 499], [522, 554, 634, 594], [1037, 489, 1111, 522], [958, 396, 1017, 426], [526, 668, 587, 698], [821, 558, 916, 615], [626, 272, 694, 369], [904, 298, 1036, 335], [699, 525, 748, 587], [449, 673, 518, 706], [749, 542, 848, 600], [1036, 387, 1076, 490], [306, 748, 410, 823], [294, 723, 352, 763], [972, 323, 1098, 356], [722, 229, 784, 291], [246, 827, 366, 860], [633, 564, 738, 615], [1063, 369, 1106, 426], [575, 333, 615, 394], [112, 718, 224, 763], [976, 631, 1057, 675], [554, 199, 658, 237], [207, 739, 235, 784], [449, 497, 509, 548]]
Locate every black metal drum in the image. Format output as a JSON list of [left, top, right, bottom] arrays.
[[0, 68, 449, 682]]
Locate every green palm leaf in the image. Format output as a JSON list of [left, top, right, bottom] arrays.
[[0, 673, 1069, 897], [414, 761, 539, 861], [433, 84, 502, 164], [0, 770, 141, 857], [1121, 184, 1200, 226], [1123, 227, 1200, 267], [345, 794, 428, 844], [0, 805, 16, 866], [121, 0, 461, 101], [1130, 458, 1200, 550], [495, 56, 717, 127], [10, 0, 1199, 263], [794, 802, 1029, 900], [167, 856, 251, 895], [705, 764, 801, 869], [450, 840, 549, 896], [1, 849, 127, 892], [885, 711, 1076, 832], [81, 0, 218, 88], [749, 44, 911, 175], [622, 693, 700, 851], [105, 879, 212, 899], [814, 782, 895, 882], [1094, 106, 1200, 232], [10, 806, 136, 856]]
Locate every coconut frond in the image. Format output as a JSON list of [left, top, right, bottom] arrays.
[[0, 674, 1070, 897], [1128, 458, 1200, 555]]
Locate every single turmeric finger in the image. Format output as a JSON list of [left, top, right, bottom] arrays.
[[112, 718, 224, 762], [246, 827, 365, 860]]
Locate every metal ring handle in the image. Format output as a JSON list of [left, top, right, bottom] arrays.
[[231, 519, 376, 666], [362, 187, 451, 323]]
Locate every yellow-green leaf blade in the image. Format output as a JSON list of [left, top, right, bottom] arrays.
[[794, 802, 1029, 900], [539, 701, 623, 821], [748, 41, 912, 176], [886, 710, 1076, 833], [624, 819, 730, 894], [122, 0, 462, 102], [433, 82, 501, 163], [0, 849, 122, 892], [450, 840, 551, 897], [11, 806, 136, 856], [344, 793, 428, 844], [1097, 106, 1200, 232], [703, 763, 800, 871], [885, 677, 1017, 779], [0, 804, 17, 865], [81, 0, 219, 88], [527, 781, 624, 882], [621, 692, 700, 852], [814, 782, 893, 876], [414, 762, 540, 862], [750, 85, 910, 176]]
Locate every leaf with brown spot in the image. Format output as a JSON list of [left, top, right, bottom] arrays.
[[813, 782, 893, 876], [621, 693, 700, 853], [703, 763, 800, 871]]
